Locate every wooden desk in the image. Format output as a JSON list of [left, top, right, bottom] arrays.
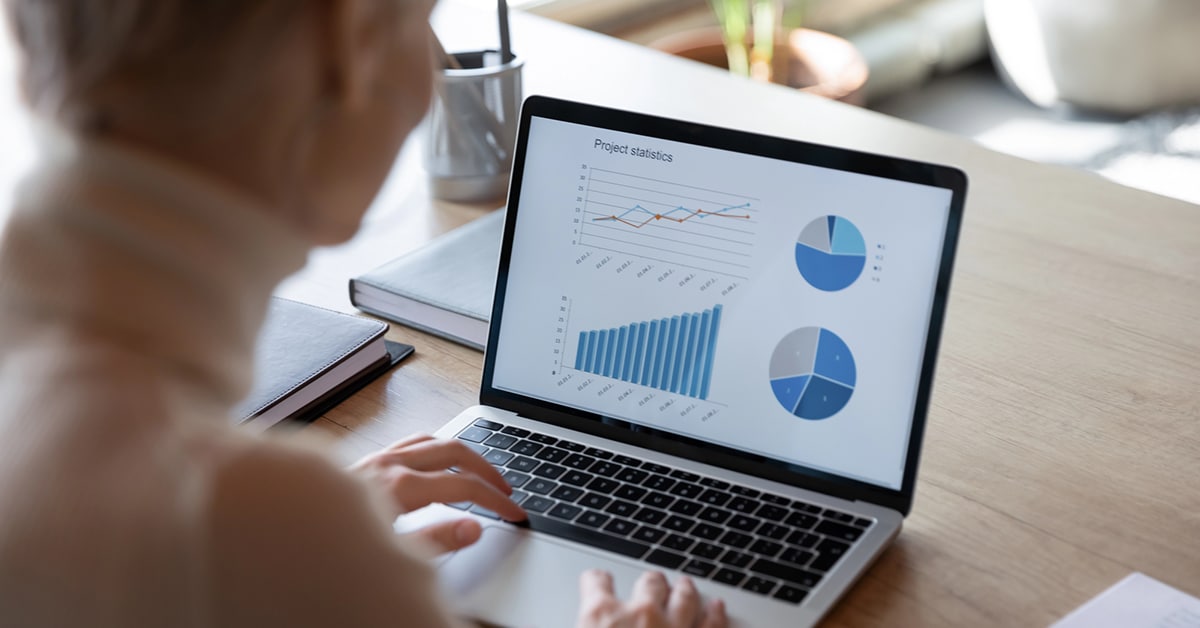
[[4, 3, 1195, 625]]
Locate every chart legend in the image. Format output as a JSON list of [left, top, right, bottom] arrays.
[[574, 305, 723, 400]]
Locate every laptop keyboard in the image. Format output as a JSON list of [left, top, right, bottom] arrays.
[[449, 418, 875, 606]]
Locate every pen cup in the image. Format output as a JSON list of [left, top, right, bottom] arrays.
[[424, 51, 524, 202]]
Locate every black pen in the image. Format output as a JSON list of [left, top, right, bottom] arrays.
[[498, 0, 513, 63]]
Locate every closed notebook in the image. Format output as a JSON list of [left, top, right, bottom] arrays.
[[235, 297, 413, 431], [349, 210, 502, 350]]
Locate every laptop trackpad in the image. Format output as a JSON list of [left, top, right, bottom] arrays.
[[439, 524, 650, 628]]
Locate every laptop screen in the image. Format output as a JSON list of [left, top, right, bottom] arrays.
[[488, 102, 959, 493]]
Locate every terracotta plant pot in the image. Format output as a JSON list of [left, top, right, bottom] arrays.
[[651, 27, 869, 105]]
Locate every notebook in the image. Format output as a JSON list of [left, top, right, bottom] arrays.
[[396, 96, 966, 627], [349, 210, 502, 350]]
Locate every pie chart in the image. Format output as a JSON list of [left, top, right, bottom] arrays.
[[795, 216, 866, 291], [769, 327, 856, 421]]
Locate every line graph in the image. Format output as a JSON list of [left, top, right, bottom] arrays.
[[579, 168, 759, 278], [593, 202, 752, 229]]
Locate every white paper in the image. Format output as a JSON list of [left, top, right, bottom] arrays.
[[1052, 572, 1200, 628]]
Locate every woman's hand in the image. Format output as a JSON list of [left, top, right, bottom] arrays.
[[577, 570, 727, 628], [349, 433, 525, 553]]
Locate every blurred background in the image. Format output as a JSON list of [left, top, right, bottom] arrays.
[[466, 0, 1200, 206]]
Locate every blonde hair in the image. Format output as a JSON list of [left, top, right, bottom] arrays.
[[3, 0, 302, 125]]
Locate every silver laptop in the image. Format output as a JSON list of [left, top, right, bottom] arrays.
[[397, 96, 966, 627]]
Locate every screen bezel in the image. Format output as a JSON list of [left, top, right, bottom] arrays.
[[479, 96, 966, 515]]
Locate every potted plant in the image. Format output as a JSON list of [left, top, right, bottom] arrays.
[[652, 0, 869, 104]]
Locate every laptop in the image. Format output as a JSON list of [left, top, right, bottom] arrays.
[[397, 96, 966, 627]]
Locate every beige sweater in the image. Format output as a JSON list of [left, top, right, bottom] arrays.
[[0, 132, 459, 627]]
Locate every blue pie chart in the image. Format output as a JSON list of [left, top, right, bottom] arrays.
[[769, 327, 856, 421], [795, 216, 866, 291]]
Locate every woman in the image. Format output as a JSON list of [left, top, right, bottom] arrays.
[[0, 1, 727, 626]]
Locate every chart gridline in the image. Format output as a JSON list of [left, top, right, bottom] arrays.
[[574, 305, 723, 400]]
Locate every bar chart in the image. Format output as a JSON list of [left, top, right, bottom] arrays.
[[573, 305, 723, 400]]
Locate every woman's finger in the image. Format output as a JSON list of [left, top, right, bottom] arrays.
[[630, 570, 670, 609], [385, 433, 437, 451], [699, 598, 728, 628], [577, 569, 617, 624], [405, 518, 483, 554], [382, 439, 511, 495], [393, 470, 526, 521], [666, 576, 700, 626]]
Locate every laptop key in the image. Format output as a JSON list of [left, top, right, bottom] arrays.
[[522, 496, 554, 514], [719, 550, 753, 569], [662, 515, 694, 534], [815, 519, 864, 542], [698, 507, 732, 525], [589, 461, 621, 477], [616, 468, 649, 484], [853, 517, 873, 528], [825, 510, 856, 524], [662, 534, 694, 553], [728, 515, 759, 532], [693, 542, 723, 560], [728, 497, 758, 513], [785, 512, 819, 530], [557, 440, 586, 452], [729, 485, 760, 498], [528, 433, 557, 445], [668, 499, 703, 516], [742, 576, 778, 596], [500, 425, 530, 438], [547, 503, 583, 521], [645, 549, 687, 570], [525, 479, 557, 495], [482, 433, 518, 450], [758, 522, 790, 540], [809, 538, 851, 572], [613, 455, 641, 466], [615, 485, 647, 501], [750, 539, 783, 558], [780, 548, 814, 567], [483, 450, 514, 466], [642, 492, 674, 509], [633, 508, 667, 525], [795, 502, 823, 514], [682, 560, 717, 578], [714, 568, 746, 587], [761, 494, 791, 507], [641, 462, 671, 474], [605, 500, 639, 518], [510, 490, 530, 505], [473, 419, 503, 430], [774, 585, 809, 605], [525, 513, 650, 560], [469, 505, 501, 520], [586, 478, 620, 494], [642, 475, 675, 492], [534, 447, 569, 463], [698, 489, 731, 507], [561, 470, 594, 487], [692, 523, 723, 540], [501, 470, 531, 489], [564, 454, 595, 470], [580, 494, 611, 510], [584, 447, 613, 459], [551, 486, 584, 502], [632, 527, 666, 544], [509, 440, 542, 456], [532, 463, 566, 480], [459, 442, 489, 456], [603, 519, 637, 536], [749, 558, 822, 589], [720, 531, 753, 549], [669, 483, 704, 499], [788, 531, 820, 548], [757, 504, 789, 521], [507, 456, 540, 472], [577, 511, 610, 528], [457, 427, 494, 443]]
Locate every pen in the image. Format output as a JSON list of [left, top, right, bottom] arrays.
[[498, 0, 513, 63]]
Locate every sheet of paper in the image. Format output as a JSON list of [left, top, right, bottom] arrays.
[[1052, 572, 1200, 628]]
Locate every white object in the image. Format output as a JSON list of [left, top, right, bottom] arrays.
[[1051, 572, 1200, 628]]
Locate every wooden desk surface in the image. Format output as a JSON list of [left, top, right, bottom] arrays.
[[4, 3, 1198, 626]]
